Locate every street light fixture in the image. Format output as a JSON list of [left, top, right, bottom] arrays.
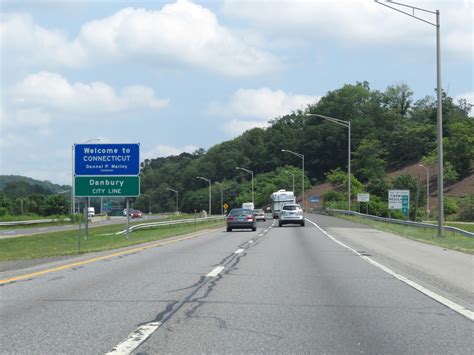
[[196, 176, 211, 216], [285, 171, 295, 193], [281, 149, 305, 210], [215, 182, 224, 215], [235, 167, 254, 206], [419, 164, 430, 221], [305, 114, 351, 210], [375, 0, 443, 237], [166, 188, 179, 214]]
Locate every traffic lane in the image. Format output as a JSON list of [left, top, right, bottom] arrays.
[[0, 214, 166, 239], [306, 213, 474, 311], [137, 221, 473, 354], [0, 225, 265, 354]]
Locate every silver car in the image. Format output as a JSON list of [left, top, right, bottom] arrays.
[[253, 209, 266, 222], [278, 204, 305, 227]]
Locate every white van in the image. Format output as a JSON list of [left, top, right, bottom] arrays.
[[87, 207, 95, 217], [242, 202, 255, 210]]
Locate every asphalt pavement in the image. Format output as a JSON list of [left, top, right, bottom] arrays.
[[0, 214, 472, 354]]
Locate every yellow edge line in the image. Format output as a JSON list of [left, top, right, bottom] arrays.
[[0, 229, 214, 284]]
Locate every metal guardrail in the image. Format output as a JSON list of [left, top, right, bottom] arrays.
[[0, 218, 71, 226], [114, 215, 225, 235], [325, 208, 474, 238]]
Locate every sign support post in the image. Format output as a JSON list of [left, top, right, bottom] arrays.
[[84, 206, 88, 240], [126, 199, 130, 240]]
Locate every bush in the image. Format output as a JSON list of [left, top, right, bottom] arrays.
[[366, 196, 389, 217], [457, 195, 474, 221], [444, 197, 459, 216], [324, 190, 345, 202]]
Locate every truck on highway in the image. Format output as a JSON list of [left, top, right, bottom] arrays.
[[270, 189, 295, 219]]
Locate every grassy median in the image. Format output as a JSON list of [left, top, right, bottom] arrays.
[[333, 214, 474, 254], [0, 218, 225, 261]]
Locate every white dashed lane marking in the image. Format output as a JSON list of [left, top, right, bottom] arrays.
[[206, 266, 225, 277], [106, 322, 162, 354]]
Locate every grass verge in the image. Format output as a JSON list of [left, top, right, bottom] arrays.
[[332, 214, 474, 254], [0, 219, 225, 261], [445, 222, 474, 233]]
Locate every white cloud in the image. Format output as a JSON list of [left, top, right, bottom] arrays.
[[209, 88, 318, 120], [0, 106, 51, 131], [12, 71, 169, 113], [0, 1, 280, 76], [0, 13, 85, 67], [223, 119, 269, 136], [222, 0, 473, 60], [143, 144, 199, 159], [209, 87, 318, 136]]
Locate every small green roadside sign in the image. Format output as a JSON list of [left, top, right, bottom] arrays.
[[75, 176, 140, 197]]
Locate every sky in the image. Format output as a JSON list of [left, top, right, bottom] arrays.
[[1, 0, 473, 185]]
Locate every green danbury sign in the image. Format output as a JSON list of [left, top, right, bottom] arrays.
[[75, 176, 140, 197]]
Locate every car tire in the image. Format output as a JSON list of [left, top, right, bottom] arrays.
[[278, 221, 283, 227], [301, 221, 305, 227], [227, 227, 232, 232], [252, 226, 257, 231]]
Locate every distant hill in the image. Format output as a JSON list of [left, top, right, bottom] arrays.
[[0, 175, 70, 193]]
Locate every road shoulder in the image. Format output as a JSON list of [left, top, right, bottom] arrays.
[[307, 213, 474, 312]]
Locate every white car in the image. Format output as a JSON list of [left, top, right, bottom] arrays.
[[253, 209, 266, 222], [278, 204, 305, 227]]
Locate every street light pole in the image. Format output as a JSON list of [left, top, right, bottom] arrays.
[[419, 164, 430, 221], [142, 194, 152, 214], [235, 167, 254, 206], [285, 171, 295, 193], [305, 114, 351, 210], [166, 188, 179, 214], [281, 149, 305, 210], [375, 0, 443, 236], [215, 182, 224, 215], [196, 176, 211, 216]]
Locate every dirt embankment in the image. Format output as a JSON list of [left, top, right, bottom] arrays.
[[299, 162, 473, 209]]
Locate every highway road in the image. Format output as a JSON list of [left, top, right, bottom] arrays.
[[1, 214, 472, 354]]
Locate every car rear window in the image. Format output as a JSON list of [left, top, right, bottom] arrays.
[[283, 205, 300, 211], [229, 209, 252, 215]]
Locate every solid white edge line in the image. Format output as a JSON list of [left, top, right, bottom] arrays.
[[235, 249, 244, 254], [106, 321, 162, 355], [307, 219, 474, 322], [207, 266, 225, 277]]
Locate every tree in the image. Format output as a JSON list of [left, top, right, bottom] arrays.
[[382, 83, 413, 117], [444, 121, 474, 178], [352, 138, 386, 182]]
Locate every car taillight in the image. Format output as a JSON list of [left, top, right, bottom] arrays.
[[228, 216, 235, 221], [246, 215, 254, 221]]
